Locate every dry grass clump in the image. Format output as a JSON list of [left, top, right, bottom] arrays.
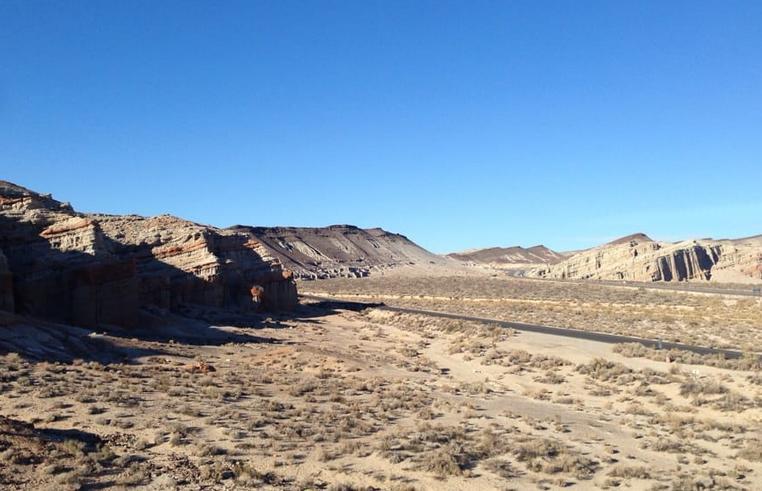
[[607, 465, 651, 479], [679, 377, 727, 397], [644, 437, 708, 456], [474, 348, 570, 372], [419, 443, 469, 477], [376, 424, 518, 479], [513, 437, 598, 479], [534, 370, 566, 384], [576, 358, 631, 382]]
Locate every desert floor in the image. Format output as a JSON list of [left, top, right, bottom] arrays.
[[0, 278, 761, 490]]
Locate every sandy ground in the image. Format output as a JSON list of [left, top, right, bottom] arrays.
[[1, 294, 760, 490], [303, 276, 762, 350]]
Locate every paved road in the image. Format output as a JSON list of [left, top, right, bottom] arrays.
[[507, 273, 762, 298], [302, 294, 752, 360]]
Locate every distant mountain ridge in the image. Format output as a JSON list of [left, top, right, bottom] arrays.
[[447, 244, 565, 268], [229, 224, 454, 280]]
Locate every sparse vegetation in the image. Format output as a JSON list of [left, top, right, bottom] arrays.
[[1, 276, 760, 489]]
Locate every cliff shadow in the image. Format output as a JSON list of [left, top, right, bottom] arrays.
[[0, 214, 375, 363]]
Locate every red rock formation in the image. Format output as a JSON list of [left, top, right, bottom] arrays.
[[0, 181, 298, 329]]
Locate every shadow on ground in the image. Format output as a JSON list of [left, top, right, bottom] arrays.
[[0, 296, 379, 364], [0, 210, 376, 364]]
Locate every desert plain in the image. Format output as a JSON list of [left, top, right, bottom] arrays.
[[1, 274, 760, 490]]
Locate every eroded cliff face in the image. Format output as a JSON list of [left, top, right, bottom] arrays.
[[530, 234, 762, 283], [0, 181, 297, 328], [95, 214, 297, 311], [710, 236, 762, 283]]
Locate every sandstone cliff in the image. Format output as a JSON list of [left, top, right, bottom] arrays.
[[530, 233, 762, 283], [230, 225, 452, 280], [0, 181, 297, 328]]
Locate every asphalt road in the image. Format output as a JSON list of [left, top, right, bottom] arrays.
[[508, 273, 762, 298], [301, 294, 752, 360]]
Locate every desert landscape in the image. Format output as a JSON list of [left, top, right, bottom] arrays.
[[3, 3, 762, 490], [0, 181, 761, 490]]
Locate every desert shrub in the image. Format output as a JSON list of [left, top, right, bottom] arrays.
[[713, 391, 751, 412], [419, 443, 467, 476], [541, 454, 598, 479], [534, 371, 566, 384], [289, 379, 320, 397], [679, 377, 726, 397], [651, 438, 682, 453], [608, 465, 651, 479], [513, 438, 562, 461], [576, 359, 631, 382]]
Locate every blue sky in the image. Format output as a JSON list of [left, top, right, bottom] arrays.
[[2, 1, 761, 253]]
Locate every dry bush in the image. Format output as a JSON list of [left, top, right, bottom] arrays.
[[608, 465, 651, 479], [576, 358, 631, 382], [534, 371, 566, 384], [679, 377, 727, 397], [419, 443, 468, 476], [513, 438, 563, 462]]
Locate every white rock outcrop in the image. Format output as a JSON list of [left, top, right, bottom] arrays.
[[530, 234, 762, 283]]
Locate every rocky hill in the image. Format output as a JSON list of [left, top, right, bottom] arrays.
[[229, 225, 452, 279], [448, 244, 564, 269], [0, 181, 297, 329], [530, 233, 762, 283]]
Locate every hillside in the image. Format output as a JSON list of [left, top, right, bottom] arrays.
[[0, 181, 297, 329], [447, 244, 565, 271], [230, 225, 455, 279], [529, 233, 762, 283]]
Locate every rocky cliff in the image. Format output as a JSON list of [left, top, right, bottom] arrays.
[[0, 248, 13, 312], [448, 245, 564, 269], [230, 225, 452, 280], [530, 233, 762, 283], [0, 181, 297, 328]]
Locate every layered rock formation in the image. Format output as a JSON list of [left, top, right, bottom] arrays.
[[0, 181, 297, 328], [230, 225, 452, 280], [448, 245, 564, 270], [530, 233, 762, 283]]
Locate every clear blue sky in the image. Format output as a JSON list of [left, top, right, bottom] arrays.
[[2, 1, 761, 253]]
